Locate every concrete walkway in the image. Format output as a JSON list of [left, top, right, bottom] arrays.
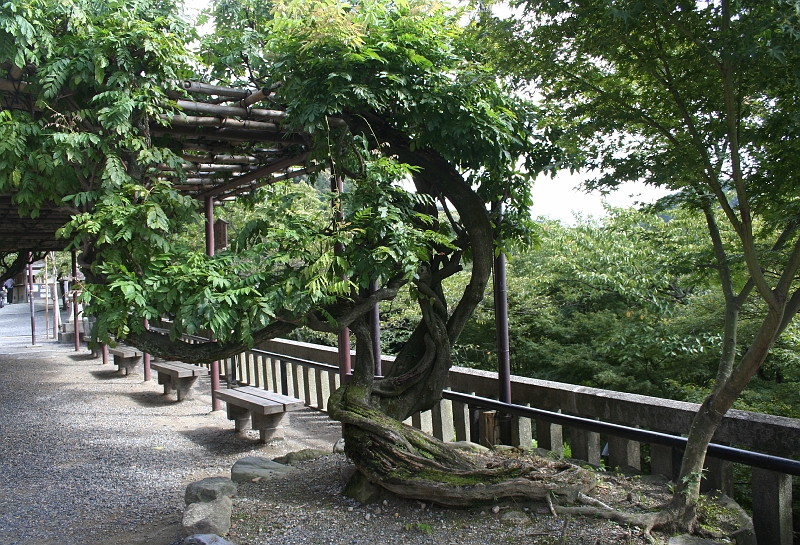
[[0, 298, 70, 348], [0, 304, 342, 545]]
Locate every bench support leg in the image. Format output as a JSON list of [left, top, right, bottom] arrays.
[[175, 377, 199, 401], [253, 412, 288, 443], [114, 355, 142, 377], [158, 373, 174, 394], [226, 404, 251, 432]]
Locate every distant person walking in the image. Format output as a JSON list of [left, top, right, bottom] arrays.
[[3, 278, 12, 304]]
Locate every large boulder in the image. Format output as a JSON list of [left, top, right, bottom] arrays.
[[182, 496, 233, 537], [231, 456, 296, 483], [186, 477, 238, 506]]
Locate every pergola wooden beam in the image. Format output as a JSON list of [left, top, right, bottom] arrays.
[[196, 152, 310, 199], [0, 78, 343, 251]]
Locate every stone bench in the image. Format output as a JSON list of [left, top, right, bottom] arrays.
[[151, 361, 209, 401], [213, 386, 304, 443], [107, 344, 142, 376]]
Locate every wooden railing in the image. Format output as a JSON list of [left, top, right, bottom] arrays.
[[191, 337, 797, 545]]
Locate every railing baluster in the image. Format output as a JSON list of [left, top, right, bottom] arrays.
[[468, 398, 480, 444], [649, 443, 678, 480], [607, 435, 640, 471], [752, 468, 793, 545], [292, 362, 303, 403], [452, 398, 469, 442], [432, 397, 455, 443], [328, 369, 338, 410], [315, 368, 326, 410], [279, 359, 289, 396], [303, 364, 315, 407], [571, 425, 601, 465], [537, 412, 564, 456], [253, 353, 261, 388], [271, 357, 280, 393], [702, 455, 734, 496]]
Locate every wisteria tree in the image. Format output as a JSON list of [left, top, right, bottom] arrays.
[[3, 0, 596, 506]]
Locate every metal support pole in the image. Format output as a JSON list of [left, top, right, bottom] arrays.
[[205, 196, 222, 411], [28, 253, 36, 345], [493, 202, 512, 445], [72, 250, 79, 351]]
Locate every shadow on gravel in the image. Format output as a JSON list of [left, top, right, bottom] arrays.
[[68, 353, 100, 362], [179, 425, 254, 454], [89, 368, 128, 380], [123, 390, 176, 408]]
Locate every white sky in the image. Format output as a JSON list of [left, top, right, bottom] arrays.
[[530, 171, 671, 225]]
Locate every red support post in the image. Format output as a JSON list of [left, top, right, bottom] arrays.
[[28, 253, 36, 346], [72, 250, 80, 352], [143, 318, 151, 381]]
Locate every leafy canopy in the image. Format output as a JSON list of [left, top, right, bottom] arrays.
[[2, 0, 556, 365]]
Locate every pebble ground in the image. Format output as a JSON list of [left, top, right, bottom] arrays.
[[0, 302, 696, 545]]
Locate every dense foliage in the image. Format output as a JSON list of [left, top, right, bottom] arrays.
[[454, 208, 800, 418]]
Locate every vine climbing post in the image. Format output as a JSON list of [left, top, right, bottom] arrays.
[[205, 196, 222, 411]]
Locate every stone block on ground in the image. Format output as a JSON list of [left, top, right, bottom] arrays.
[[446, 440, 489, 453], [183, 496, 232, 537], [231, 456, 296, 483], [273, 448, 330, 465], [668, 536, 721, 545], [186, 477, 238, 506], [184, 534, 237, 545], [333, 438, 346, 453], [500, 510, 531, 526]]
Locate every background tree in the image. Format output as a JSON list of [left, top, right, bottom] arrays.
[[456, 207, 800, 418], [489, 0, 800, 532]]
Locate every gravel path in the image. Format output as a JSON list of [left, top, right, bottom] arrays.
[[0, 302, 726, 545], [0, 302, 341, 545]]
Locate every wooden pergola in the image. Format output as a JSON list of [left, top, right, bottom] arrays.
[[0, 78, 331, 252]]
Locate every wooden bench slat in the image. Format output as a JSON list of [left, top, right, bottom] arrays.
[[108, 347, 141, 357], [236, 386, 305, 410], [151, 361, 209, 377], [214, 388, 289, 415], [152, 364, 194, 378]]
